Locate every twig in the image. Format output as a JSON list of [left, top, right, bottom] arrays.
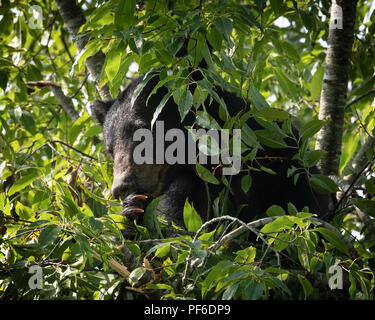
[[46, 141, 75, 165], [346, 87, 375, 109], [0, 216, 32, 224], [69, 73, 89, 99], [216, 216, 355, 256], [336, 161, 371, 212], [123, 238, 180, 245], [182, 215, 281, 285], [124, 286, 152, 299], [61, 32, 74, 63], [353, 105, 373, 138], [26, 81, 61, 88], [50, 140, 98, 161]]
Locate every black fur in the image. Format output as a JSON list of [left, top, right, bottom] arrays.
[[92, 75, 329, 226]]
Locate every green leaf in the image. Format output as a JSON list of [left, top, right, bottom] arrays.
[[8, 173, 39, 196], [260, 216, 295, 234], [143, 197, 162, 238], [269, 276, 292, 296], [260, 166, 277, 175], [241, 175, 252, 193], [287, 202, 298, 215], [273, 232, 292, 251], [197, 35, 214, 69], [77, 40, 102, 72], [300, 11, 313, 31], [193, 86, 209, 109], [197, 133, 220, 157], [206, 27, 223, 51], [249, 84, 270, 110], [307, 65, 324, 100], [105, 48, 122, 83], [130, 73, 158, 109], [198, 79, 229, 115], [349, 271, 357, 299], [196, 110, 221, 130], [310, 174, 338, 194], [314, 227, 350, 256], [115, 0, 136, 28], [270, 0, 284, 16], [85, 125, 102, 138], [222, 282, 239, 300], [145, 242, 170, 257], [241, 123, 260, 148], [155, 243, 170, 258], [195, 163, 220, 185], [244, 280, 264, 300], [274, 68, 299, 100], [364, 178, 375, 194], [38, 224, 61, 248], [173, 87, 193, 122], [350, 198, 375, 217], [146, 283, 174, 291], [254, 108, 291, 122], [11, 243, 43, 258], [298, 275, 313, 299], [202, 263, 224, 298], [280, 41, 300, 61], [128, 267, 146, 286], [69, 113, 91, 143], [339, 133, 360, 174], [151, 90, 173, 129], [235, 246, 256, 264], [304, 150, 326, 167], [266, 205, 286, 217], [215, 17, 233, 40], [255, 129, 288, 149], [0, 69, 8, 90], [183, 199, 203, 233], [300, 119, 325, 142], [147, 73, 181, 106]]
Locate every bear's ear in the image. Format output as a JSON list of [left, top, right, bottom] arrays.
[[91, 100, 114, 125]]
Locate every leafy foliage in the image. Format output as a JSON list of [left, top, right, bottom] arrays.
[[1, 0, 375, 300]]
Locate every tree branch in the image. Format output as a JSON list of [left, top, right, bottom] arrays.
[[26, 81, 61, 88], [49, 86, 80, 121], [204, 215, 355, 256], [346, 87, 375, 109], [54, 0, 112, 101], [27, 80, 80, 121], [315, 0, 359, 175]]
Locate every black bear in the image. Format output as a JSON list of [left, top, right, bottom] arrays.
[[91, 74, 329, 227]]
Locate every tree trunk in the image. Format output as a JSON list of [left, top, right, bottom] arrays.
[[315, 0, 358, 175], [54, 0, 112, 101]]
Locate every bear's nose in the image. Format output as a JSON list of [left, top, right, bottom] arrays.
[[112, 173, 130, 199]]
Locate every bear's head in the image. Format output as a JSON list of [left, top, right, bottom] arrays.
[[91, 77, 176, 201]]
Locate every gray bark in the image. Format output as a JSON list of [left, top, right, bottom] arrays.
[[27, 81, 80, 121], [50, 86, 80, 121], [54, 0, 112, 101], [315, 0, 358, 175]]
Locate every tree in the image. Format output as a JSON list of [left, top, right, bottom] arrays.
[[0, 0, 374, 300]]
